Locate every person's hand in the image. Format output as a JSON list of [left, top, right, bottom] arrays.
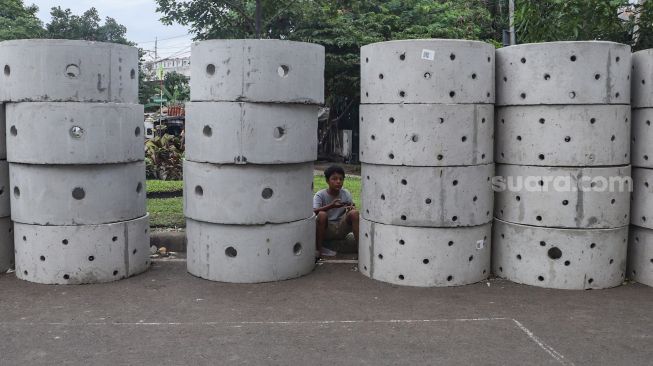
[[330, 199, 344, 208]]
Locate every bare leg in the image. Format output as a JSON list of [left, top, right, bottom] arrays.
[[316, 211, 328, 254], [347, 209, 360, 243]]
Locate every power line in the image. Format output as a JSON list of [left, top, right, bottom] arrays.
[[136, 33, 192, 44]]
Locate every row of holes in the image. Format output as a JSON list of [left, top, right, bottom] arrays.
[[3, 64, 136, 79], [366, 116, 488, 125], [194, 186, 274, 199], [365, 90, 491, 99], [371, 134, 470, 143], [363, 233, 488, 247], [518, 55, 621, 64], [507, 196, 618, 206], [378, 72, 479, 80], [13, 183, 143, 200], [202, 125, 286, 139], [364, 54, 492, 63], [514, 90, 621, 100], [206, 64, 290, 78], [498, 211, 626, 222], [10, 125, 141, 138], [224, 243, 303, 258]]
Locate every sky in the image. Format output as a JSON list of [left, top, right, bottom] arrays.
[[28, 0, 193, 61]]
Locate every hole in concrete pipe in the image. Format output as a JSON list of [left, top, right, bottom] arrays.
[[135, 127, 141, 136], [130, 69, 136, 79], [262, 188, 274, 199], [399, 53, 405, 60], [274, 127, 286, 139], [136, 182, 143, 194], [13, 186, 20, 198], [203, 125, 212, 137], [398, 274, 405, 280], [65, 64, 80, 78], [538, 276, 544, 281], [10, 125, 17, 136], [277, 65, 290, 78], [547, 247, 562, 260], [72, 187, 85, 200], [3, 65, 9, 76], [40, 256, 45, 261], [195, 185, 203, 196], [206, 64, 216, 75], [88, 256, 95, 261], [225, 247, 237, 257], [62, 239, 68, 245], [293, 243, 302, 256], [63, 274, 70, 280], [378, 73, 384, 79], [423, 259, 429, 264], [112, 236, 118, 242], [447, 275, 453, 281]]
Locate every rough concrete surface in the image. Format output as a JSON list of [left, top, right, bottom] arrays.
[[0, 261, 651, 365]]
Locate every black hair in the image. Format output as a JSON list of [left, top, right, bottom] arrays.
[[324, 165, 345, 181]]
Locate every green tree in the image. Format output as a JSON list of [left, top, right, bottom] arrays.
[[0, 0, 44, 40], [162, 71, 190, 104], [515, 0, 653, 51], [45, 6, 130, 44]]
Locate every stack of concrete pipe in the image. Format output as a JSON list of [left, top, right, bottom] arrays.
[[0, 103, 10, 272], [629, 50, 653, 287], [0, 40, 150, 284], [493, 42, 632, 289], [358, 40, 495, 287], [184, 40, 323, 283]]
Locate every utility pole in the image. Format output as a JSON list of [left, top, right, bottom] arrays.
[[509, 0, 516, 45], [154, 37, 158, 61]]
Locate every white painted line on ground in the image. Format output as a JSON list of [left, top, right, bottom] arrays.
[[2, 317, 508, 327], [0, 316, 572, 364], [512, 319, 574, 366]]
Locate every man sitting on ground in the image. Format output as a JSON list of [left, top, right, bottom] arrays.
[[313, 165, 359, 257]]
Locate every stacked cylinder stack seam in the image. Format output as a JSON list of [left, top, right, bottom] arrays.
[[184, 39, 324, 283], [493, 41, 632, 290], [0, 39, 150, 284], [358, 39, 495, 287]]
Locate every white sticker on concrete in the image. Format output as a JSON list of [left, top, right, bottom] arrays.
[[421, 49, 435, 61], [476, 239, 485, 250]]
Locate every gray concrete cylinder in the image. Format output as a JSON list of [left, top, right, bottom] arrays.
[[6, 103, 145, 164], [361, 164, 494, 227], [14, 215, 150, 284], [186, 217, 316, 283], [359, 39, 495, 287], [0, 104, 12, 272], [630, 167, 653, 229], [10, 162, 146, 225], [190, 39, 324, 104], [627, 225, 653, 287], [496, 41, 631, 106], [361, 39, 495, 104], [494, 164, 631, 229], [494, 41, 632, 289], [185, 39, 322, 283], [0, 40, 138, 103], [631, 49, 653, 108], [495, 105, 631, 166], [359, 218, 491, 287], [185, 102, 318, 164], [631, 109, 653, 168], [492, 219, 627, 290], [359, 104, 494, 166], [183, 161, 313, 225]]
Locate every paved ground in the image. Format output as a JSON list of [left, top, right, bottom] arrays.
[[0, 260, 651, 366]]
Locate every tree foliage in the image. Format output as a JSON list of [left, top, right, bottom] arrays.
[[0, 0, 44, 41], [515, 0, 653, 51], [156, 0, 501, 104], [162, 71, 190, 103], [45, 6, 131, 44]]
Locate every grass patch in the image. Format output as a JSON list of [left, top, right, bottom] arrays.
[[146, 180, 183, 194], [147, 197, 185, 228], [313, 174, 361, 208]]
